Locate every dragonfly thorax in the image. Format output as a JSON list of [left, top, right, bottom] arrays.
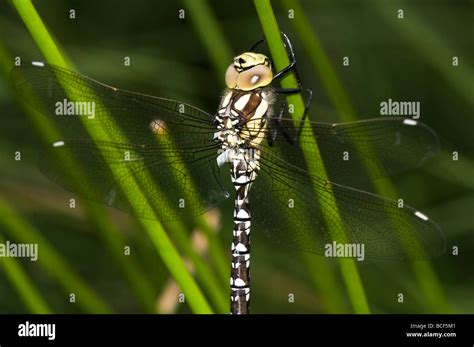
[[214, 88, 273, 169]]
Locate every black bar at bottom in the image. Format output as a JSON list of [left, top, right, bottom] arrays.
[[0, 314, 472, 346]]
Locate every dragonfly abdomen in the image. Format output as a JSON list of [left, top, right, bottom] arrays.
[[229, 158, 254, 314], [215, 88, 273, 314]]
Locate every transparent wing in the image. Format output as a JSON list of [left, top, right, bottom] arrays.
[[40, 139, 225, 220], [13, 62, 228, 220], [12, 62, 217, 143], [272, 117, 440, 186], [253, 135, 445, 260]]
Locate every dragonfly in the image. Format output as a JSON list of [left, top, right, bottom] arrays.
[[13, 33, 445, 315]]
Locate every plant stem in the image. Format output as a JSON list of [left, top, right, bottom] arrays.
[[0, 232, 52, 314], [11, 0, 213, 314], [0, 194, 112, 313], [280, 0, 450, 312], [254, 0, 370, 313]]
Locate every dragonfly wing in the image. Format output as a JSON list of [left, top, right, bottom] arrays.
[[273, 117, 440, 185], [12, 62, 216, 142], [252, 149, 445, 260], [40, 139, 227, 220], [14, 62, 228, 220]]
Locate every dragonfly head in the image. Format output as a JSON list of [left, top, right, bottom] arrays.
[[225, 52, 273, 91]]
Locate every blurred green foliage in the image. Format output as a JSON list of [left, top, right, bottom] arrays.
[[0, 0, 473, 313]]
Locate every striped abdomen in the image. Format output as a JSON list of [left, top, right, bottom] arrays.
[[214, 88, 274, 314]]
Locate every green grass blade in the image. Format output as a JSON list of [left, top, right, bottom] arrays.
[[428, 151, 474, 190], [164, 220, 228, 312], [13, 0, 68, 67], [0, 194, 112, 313], [301, 254, 347, 313], [184, 0, 348, 313], [0, 38, 157, 313], [373, 1, 474, 110], [280, 0, 450, 312], [181, 0, 235, 287], [11, 0, 214, 314], [254, 0, 370, 313], [142, 219, 216, 313], [182, 0, 234, 78], [0, 232, 52, 314]]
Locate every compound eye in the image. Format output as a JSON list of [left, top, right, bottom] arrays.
[[225, 65, 239, 89], [237, 65, 273, 91]]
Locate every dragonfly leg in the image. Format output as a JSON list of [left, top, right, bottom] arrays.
[[272, 88, 313, 143], [249, 32, 300, 85], [296, 88, 313, 138], [273, 87, 301, 94], [252, 32, 313, 144], [272, 32, 301, 84], [268, 100, 297, 147], [268, 101, 291, 146], [272, 32, 313, 141]]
